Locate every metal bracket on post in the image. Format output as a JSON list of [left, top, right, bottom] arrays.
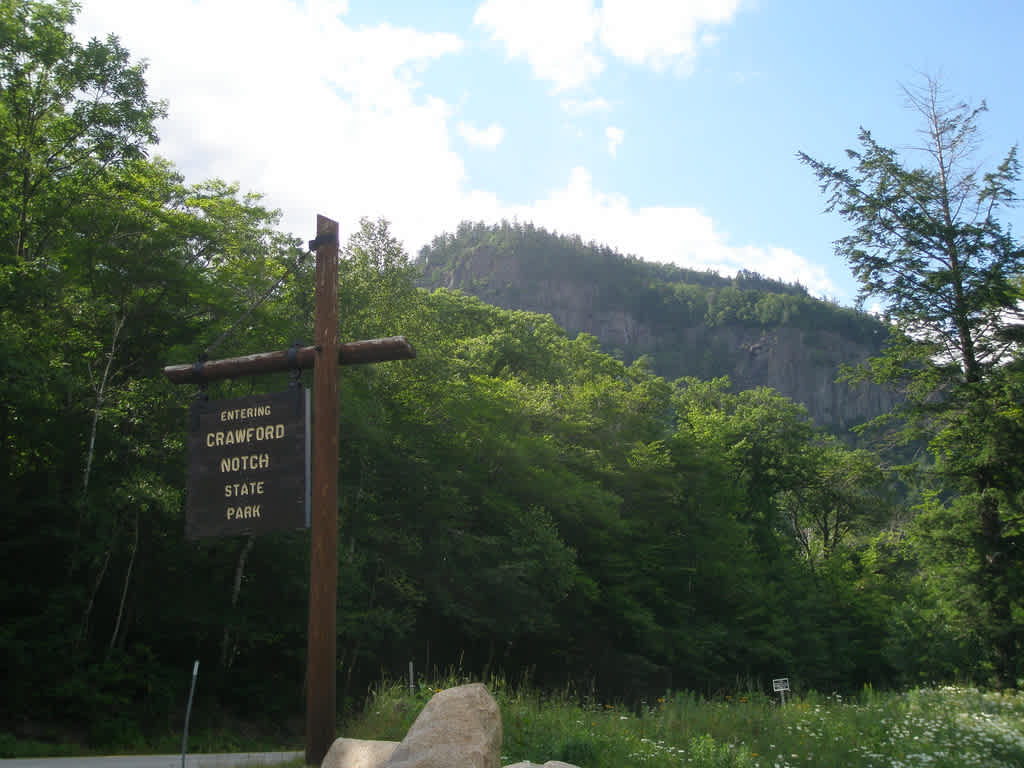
[[288, 342, 305, 428], [308, 232, 340, 252], [193, 354, 209, 401], [190, 355, 208, 433], [287, 342, 302, 390]]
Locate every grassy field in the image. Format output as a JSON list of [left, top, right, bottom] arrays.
[[342, 678, 1024, 768], [4, 679, 1022, 766]]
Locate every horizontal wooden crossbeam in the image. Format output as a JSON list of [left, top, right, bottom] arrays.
[[163, 336, 416, 385]]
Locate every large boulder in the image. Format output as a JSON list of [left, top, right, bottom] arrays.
[[382, 683, 502, 768], [322, 737, 400, 768]]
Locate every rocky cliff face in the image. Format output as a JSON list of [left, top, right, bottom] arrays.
[[421, 233, 900, 432], [519, 296, 897, 431], [684, 325, 898, 431]]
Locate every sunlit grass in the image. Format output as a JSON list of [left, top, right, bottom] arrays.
[[342, 677, 1024, 768]]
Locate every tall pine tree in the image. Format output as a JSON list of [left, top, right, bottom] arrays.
[[800, 77, 1024, 685]]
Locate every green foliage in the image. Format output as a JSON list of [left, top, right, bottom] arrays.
[[5, 5, 1019, 753], [801, 76, 1024, 685], [415, 220, 889, 384], [347, 679, 1024, 768], [0, 0, 166, 265], [349, 679, 758, 768]]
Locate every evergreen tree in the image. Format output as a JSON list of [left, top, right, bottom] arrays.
[[800, 77, 1024, 684]]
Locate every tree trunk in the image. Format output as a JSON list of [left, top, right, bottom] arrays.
[[481, 640, 496, 683], [341, 640, 362, 711], [220, 534, 256, 670], [977, 491, 1015, 686], [73, 313, 127, 644], [106, 508, 140, 661], [77, 546, 112, 652], [82, 313, 126, 495], [16, 164, 30, 262]]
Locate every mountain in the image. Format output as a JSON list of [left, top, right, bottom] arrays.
[[416, 220, 900, 432]]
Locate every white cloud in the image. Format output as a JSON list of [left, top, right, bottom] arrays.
[[474, 0, 602, 91], [475, 0, 741, 90], [605, 125, 624, 157], [700, 30, 721, 48], [457, 121, 506, 149], [70, 1, 831, 301], [503, 167, 833, 296], [561, 96, 612, 115], [73, 0, 466, 252], [599, 0, 739, 73]]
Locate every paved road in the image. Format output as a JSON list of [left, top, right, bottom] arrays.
[[0, 752, 303, 768]]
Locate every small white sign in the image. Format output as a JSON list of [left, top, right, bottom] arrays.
[[772, 677, 790, 692]]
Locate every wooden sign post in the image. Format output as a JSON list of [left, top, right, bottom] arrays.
[[164, 215, 415, 766], [307, 214, 340, 766]]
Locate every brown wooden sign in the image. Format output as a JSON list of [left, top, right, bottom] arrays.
[[186, 388, 309, 539]]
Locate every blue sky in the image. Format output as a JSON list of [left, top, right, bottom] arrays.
[[75, 0, 1023, 306]]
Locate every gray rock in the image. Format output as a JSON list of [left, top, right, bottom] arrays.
[[322, 737, 399, 768], [382, 683, 502, 768]]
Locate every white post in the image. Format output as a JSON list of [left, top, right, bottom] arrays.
[[772, 677, 789, 707], [181, 660, 199, 768]]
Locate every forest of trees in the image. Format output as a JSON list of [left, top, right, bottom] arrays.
[[415, 219, 893, 397], [1, 0, 1021, 750], [418, 219, 882, 342]]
